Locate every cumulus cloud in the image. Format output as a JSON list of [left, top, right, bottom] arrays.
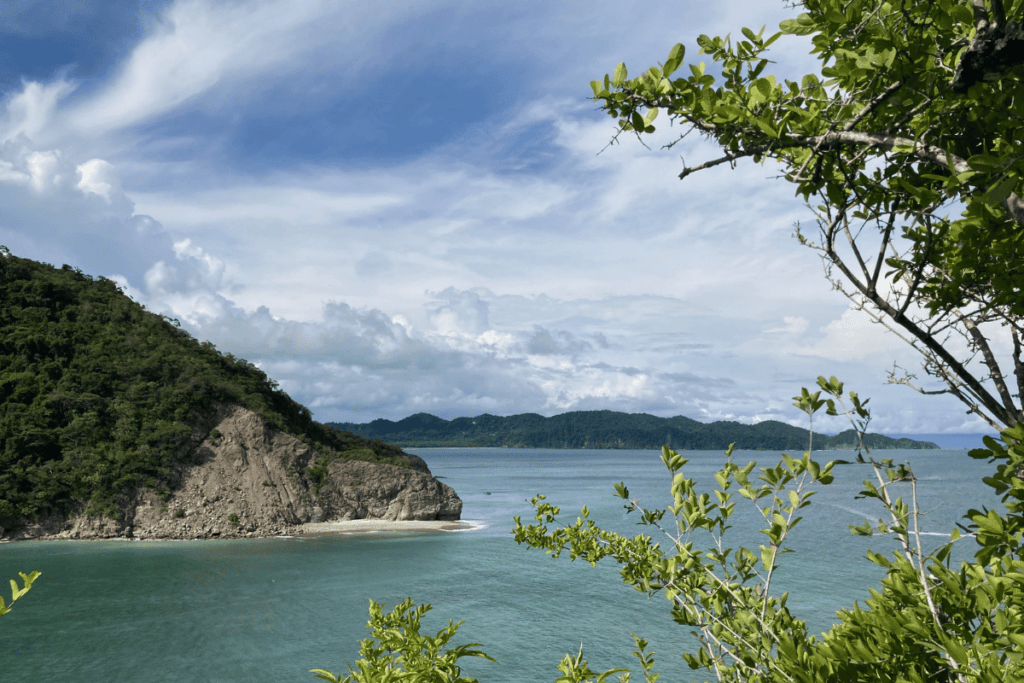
[[428, 287, 491, 336], [76, 158, 119, 202], [525, 327, 592, 356]]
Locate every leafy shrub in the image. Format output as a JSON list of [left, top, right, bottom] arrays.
[[228, 513, 240, 527], [310, 598, 495, 683]]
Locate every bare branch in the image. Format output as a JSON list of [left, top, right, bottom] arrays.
[[678, 149, 764, 180], [824, 244, 1015, 426], [842, 79, 905, 132], [842, 214, 873, 282], [869, 202, 900, 293], [966, 320, 1024, 424], [1013, 327, 1024, 402]]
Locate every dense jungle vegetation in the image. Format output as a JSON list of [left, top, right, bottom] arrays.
[[0, 253, 411, 524], [329, 410, 937, 450]]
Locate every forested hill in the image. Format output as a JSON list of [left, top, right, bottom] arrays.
[[0, 253, 415, 524], [329, 411, 940, 450]]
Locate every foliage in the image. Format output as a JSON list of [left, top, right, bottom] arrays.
[[329, 410, 937, 450], [0, 571, 40, 618], [590, 0, 1024, 430], [510, 377, 1024, 682], [310, 598, 497, 683], [0, 254, 414, 526]]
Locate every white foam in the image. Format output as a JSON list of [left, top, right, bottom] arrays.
[[443, 519, 488, 532]]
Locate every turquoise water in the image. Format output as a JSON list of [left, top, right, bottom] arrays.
[[0, 448, 1003, 682]]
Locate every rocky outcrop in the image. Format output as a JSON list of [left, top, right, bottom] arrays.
[[4, 405, 461, 541]]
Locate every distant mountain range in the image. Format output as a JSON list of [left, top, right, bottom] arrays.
[[328, 411, 940, 451]]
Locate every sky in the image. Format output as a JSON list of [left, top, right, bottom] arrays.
[[0, 0, 1001, 442]]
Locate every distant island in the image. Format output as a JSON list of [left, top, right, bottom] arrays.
[[328, 411, 940, 451]]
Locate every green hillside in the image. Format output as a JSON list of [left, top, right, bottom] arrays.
[[329, 411, 939, 450], [0, 253, 413, 524]]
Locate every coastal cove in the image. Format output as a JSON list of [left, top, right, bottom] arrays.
[[1, 447, 1002, 683]]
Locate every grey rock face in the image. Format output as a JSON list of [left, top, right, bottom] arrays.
[[314, 459, 463, 522]]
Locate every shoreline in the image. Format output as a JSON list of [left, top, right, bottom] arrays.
[[0, 518, 479, 543], [295, 519, 476, 535]]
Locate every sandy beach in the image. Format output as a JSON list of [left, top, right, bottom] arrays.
[[296, 519, 476, 535]]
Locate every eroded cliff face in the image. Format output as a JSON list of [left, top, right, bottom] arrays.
[[4, 405, 461, 541]]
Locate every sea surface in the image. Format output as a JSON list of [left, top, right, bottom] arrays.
[[0, 447, 1004, 683]]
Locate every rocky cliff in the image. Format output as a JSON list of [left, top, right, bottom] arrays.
[[4, 405, 461, 541]]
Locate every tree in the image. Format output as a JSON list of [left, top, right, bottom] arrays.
[[591, 0, 1024, 430]]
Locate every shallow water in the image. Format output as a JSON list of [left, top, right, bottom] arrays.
[[0, 447, 1003, 682]]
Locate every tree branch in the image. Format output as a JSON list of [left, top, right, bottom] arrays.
[[842, 79, 905, 132], [869, 204, 899, 293], [951, 2, 1024, 93], [679, 149, 764, 180], [781, 129, 1024, 227], [965, 320, 1022, 424], [825, 245, 1015, 426]]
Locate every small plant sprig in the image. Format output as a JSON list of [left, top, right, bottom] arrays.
[[1, 571, 41, 618]]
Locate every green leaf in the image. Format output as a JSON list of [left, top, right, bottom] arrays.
[[663, 43, 685, 78], [612, 62, 628, 88], [944, 637, 970, 666], [779, 13, 817, 36], [951, 4, 975, 24], [761, 545, 775, 571], [967, 154, 1002, 172], [982, 174, 1016, 206]]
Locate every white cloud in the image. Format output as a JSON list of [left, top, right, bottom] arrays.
[[26, 150, 63, 192], [76, 158, 119, 202], [766, 316, 809, 335], [429, 288, 491, 336], [63, 0, 325, 133], [0, 79, 76, 143], [0, 0, 998, 435]]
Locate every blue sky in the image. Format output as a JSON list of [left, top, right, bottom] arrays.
[[0, 0, 998, 440]]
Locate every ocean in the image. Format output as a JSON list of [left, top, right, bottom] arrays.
[[0, 447, 1003, 682]]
